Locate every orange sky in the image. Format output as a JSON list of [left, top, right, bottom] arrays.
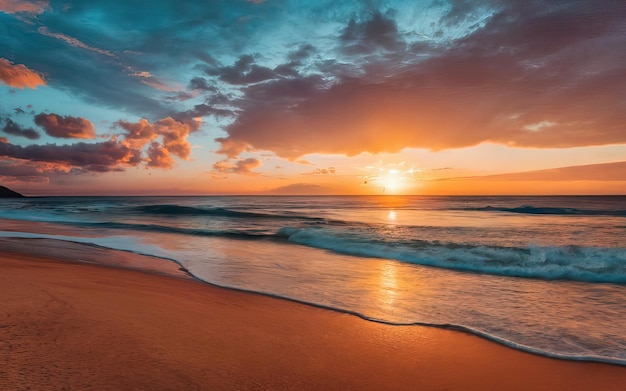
[[1, 1, 625, 196]]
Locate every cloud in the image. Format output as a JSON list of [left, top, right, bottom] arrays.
[[204, 54, 277, 85], [37, 26, 116, 58], [116, 116, 199, 161], [478, 161, 626, 182], [215, 137, 252, 159], [212, 158, 261, 175], [0, 138, 142, 172], [0, 0, 48, 15], [0, 58, 45, 89], [0, 158, 74, 183], [0, 115, 202, 176], [115, 118, 157, 149], [188, 77, 216, 92], [302, 167, 336, 175], [34, 113, 96, 139], [215, 1, 626, 159], [2, 118, 40, 139], [146, 142, 175, 169], [340, 11, 403, 54]]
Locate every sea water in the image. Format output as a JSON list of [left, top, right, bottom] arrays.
[[1, 195, 625, 364]]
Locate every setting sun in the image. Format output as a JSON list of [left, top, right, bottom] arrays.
[[382, 170, 403, 193]]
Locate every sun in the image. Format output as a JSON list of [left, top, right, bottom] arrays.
[[364, 165, 420, 194], [381, 169, 404, 193]]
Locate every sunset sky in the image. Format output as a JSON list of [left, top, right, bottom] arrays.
[[1, 0, 625, 196]]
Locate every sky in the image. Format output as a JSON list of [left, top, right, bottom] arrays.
[[0, 0, 625, 196]]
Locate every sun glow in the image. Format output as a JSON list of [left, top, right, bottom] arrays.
[[363, 163, 424, 194], [381, 169, 405, 193]]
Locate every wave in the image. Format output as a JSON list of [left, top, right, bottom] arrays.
[[131, 204, 326, 221], [277, 227, 626, 284], [5, 208, 626, 285], [463, 205, 626, 216], [40, 219, 626, 284]]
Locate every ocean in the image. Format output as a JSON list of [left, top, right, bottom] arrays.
[[1, 195, 625, 365]]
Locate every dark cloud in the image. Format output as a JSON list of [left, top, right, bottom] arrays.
[[217, 1, 626, 159], [0, 159, 75, 183], [340, 11, 403, 53], [34, 113, 96, 139], [2, 118, 40, 139], [288, 44, 315, 63], [0, 138, 142, 172], [0, 58, 45, 89], [188, 77, 217, 92], [273, 44, 317, 77], [178, 102, 234, 122], [205, 54, 277, 85]]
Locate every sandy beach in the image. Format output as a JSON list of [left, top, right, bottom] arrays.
[[1, 239, 625, 390]]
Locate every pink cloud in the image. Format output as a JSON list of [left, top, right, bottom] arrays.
[[146, 142, 175, 169], [213, 158, 261, 175], [116, 116, 200, 167], [34, 113, 96, 139], [0, 0, 48, 15], [116, 118, 157, 149], [0, 115, 201, 179], [0, 58, 45, 89], [37, 26, 115, 57]]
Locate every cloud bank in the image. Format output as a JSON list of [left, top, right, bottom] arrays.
[[215, 1, 626, 158]]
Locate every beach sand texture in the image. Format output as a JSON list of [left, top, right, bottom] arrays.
[[2, 240, 626, 391]]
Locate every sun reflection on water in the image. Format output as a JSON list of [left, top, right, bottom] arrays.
[[379, 261, 399, 308]]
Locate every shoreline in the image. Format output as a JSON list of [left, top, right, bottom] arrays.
[[4, 236, 625, 366], [2, 240, 626, 390]]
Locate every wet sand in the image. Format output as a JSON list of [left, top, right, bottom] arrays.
[[1, 239, 625, 390]]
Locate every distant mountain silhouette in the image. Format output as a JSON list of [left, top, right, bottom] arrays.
[[0, 185, 25, 198]]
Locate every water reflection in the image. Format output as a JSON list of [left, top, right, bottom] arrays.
[[378, 261, 398, 308]]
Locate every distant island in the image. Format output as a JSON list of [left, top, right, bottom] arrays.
[[0, 185, 25, 198]]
